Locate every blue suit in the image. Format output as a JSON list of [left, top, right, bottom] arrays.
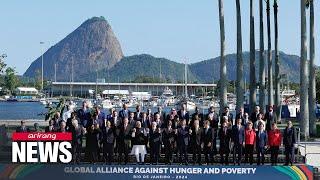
[[77, 108, 91, 128], [97, 112, 106, 127], [256, 130, 268, 165], [119, 109, 131, 120], [232, 125, 245, 165]]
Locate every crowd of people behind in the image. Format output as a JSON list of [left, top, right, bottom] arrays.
[[16, 100, 297, 166]]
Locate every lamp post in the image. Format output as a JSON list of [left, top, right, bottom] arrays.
[[40, 42, 45, 91]]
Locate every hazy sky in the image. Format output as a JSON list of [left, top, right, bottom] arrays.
[[0, 0, 319, 75]]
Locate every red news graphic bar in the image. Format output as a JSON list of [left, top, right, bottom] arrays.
[[12, 132, 72, 141]]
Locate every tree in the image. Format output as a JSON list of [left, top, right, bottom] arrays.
[[249, 0, 256, 113], [316, 70, 320, 103], [235, 0, 244, 113], [300, 0, 309, 138], [274, 0, 282, 122], [259, 0, 266, 113], [309, 0, 316, 136], [218, 0, 228, 111], [4, 67, 18, 95], [266, 0, 274, 107], [35, 69, 42, 90]]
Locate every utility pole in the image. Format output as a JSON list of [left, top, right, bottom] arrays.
[[40, 42, 45, 91]]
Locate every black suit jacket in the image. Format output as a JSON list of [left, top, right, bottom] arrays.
[[250, 112, 260, 125], [16, 126, 30, 132], [149, 130, 162, 147], [134, 111, 142, 121], [264, 111, 276, 131], [206, 112, 219, 129], [102, 127, 115, 144], [218, 127, 232, 153], [235, 113, 246, 126], [117, 125, 132, 146], [232, 125, 245, 145], [178, 110, 190, 124], [283, 127, 296, 147], [202, 127, 215, 147], [177, 126, 190, 146], [190, 127, 203, 146], [191, 112, 203, 126], [162, 128, 176, 146]]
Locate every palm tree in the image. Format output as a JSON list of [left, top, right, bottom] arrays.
[[266, 0, 274, 107], [218, 0, 227, 111], [309, 0, 316, 136], [274, 0, 281, 122], [300, 0, 309, 138], [249, 0, 256, 113], [259, 0, 266, 113], [235, 0, 244, 112]]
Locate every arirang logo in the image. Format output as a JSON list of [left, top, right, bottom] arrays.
[[11, 132, 72, 163]]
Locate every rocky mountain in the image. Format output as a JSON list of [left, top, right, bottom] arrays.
[[79, 54, 198, 83], [23, 16, 305, 84], [189, 51, 302, 83], [78, 52, 302, 83], [24, 16, 123, 81]]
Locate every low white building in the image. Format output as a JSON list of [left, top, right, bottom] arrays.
[[102, 90, 129, 95], [15, 87, 38, 95]]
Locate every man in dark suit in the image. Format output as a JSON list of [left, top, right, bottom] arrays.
[[256, 123, 268, 165], [178, 104, 190, 125], [77, 100, 91, 128], [95, 106, 106, 128], [101, 121, 115, 165], [250, 105, 261, 126], [119, 103, 131, 120], [264, 106, 276, 131], [162, 120, 177, 164], [154, 106, 166, 123], [221, 106, 234, 126], [45, 120, 56, 132], [154, 113, 164, 129], [190, 119, 203, 165], [206, 106, 219, 154], [219, 121, 232, 165], [128, 112, 137, 129], [191, 107, 203, 127], [140, 112, 151, 128], [202, 120, 215, 164], [236, 107, 246, 126], [109, 111, 121, 128], [69, 119, 85, 164], [177, 119, 190, 165], [283, 121, 296, 166], [232, 118, 245, 165], [134, 105, 142, 121], [117, 118, 132, 164], [16, 120, 30, 132], [149, 122, 162, 164]]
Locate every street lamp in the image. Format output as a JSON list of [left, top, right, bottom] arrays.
[[40, 42, 45, 92]]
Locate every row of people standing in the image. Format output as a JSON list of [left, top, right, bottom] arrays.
[[42, 100, 297, 165]]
